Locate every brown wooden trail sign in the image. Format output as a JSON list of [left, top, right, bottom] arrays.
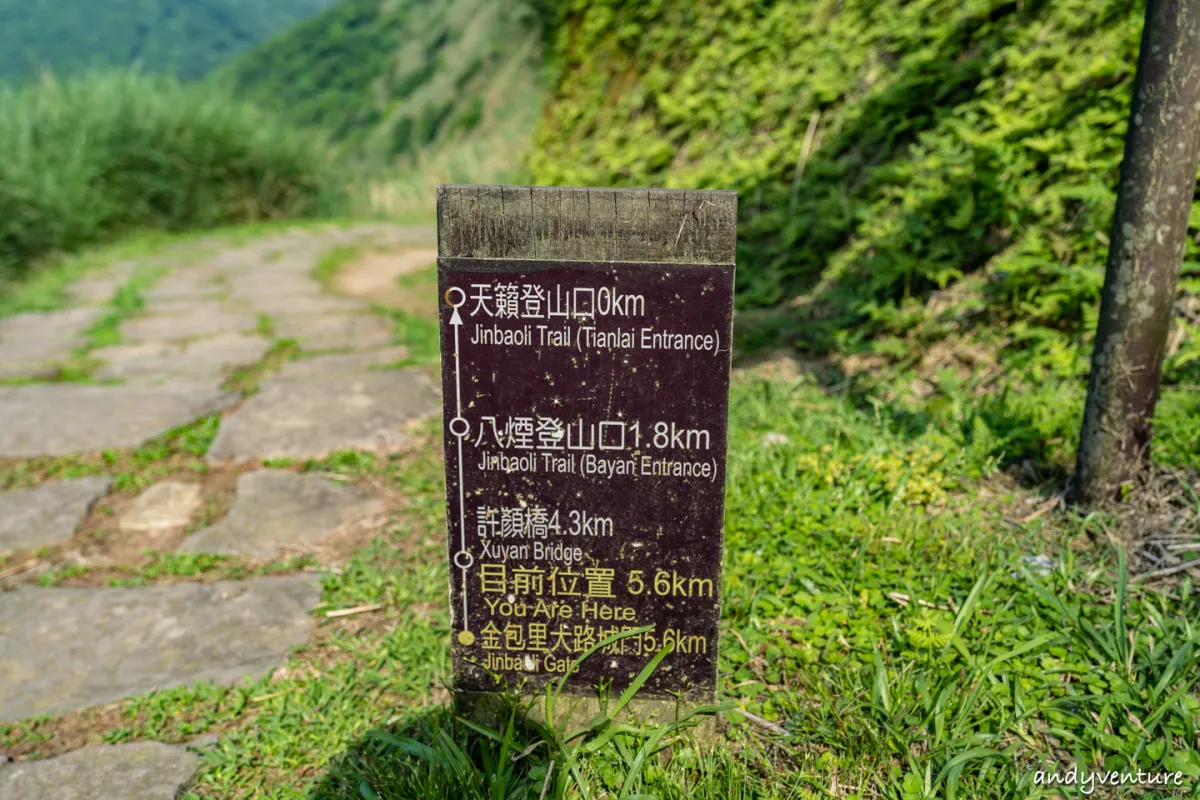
[[437, 185, 736, 714]]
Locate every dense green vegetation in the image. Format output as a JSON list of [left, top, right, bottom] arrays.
[[528, 0, 1200, 481], [0, 0, 338, 83], [218, 0, 544, 165], [0, 71, 336, 283]]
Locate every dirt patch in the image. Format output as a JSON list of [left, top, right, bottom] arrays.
[[980, 463, 1200, 589], [2, 702, 140, 761], [1092, 466, 1200, 580], [915, 339, 1005, 390], [0, 465, 244, 586], [75, 468, 243, 568], [332, 247, 438, 317]]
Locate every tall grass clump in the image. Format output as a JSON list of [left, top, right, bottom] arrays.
[[0, 69, 339, 282]]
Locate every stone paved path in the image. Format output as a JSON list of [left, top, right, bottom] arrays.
[[0, 577, 322, 721], [178, 470, 384, 558], [0, 477, 112, 552], [0, 741, 203, 799], [206, 350, 437, 461], [0, 224, 439, 795]]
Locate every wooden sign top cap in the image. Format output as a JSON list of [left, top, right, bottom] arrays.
[[437, 185, 737, 265]]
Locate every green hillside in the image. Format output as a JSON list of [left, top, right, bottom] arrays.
[[0, 0, 339, 83], [218, 0, 544, 165], [529, 0, 1198, 384]]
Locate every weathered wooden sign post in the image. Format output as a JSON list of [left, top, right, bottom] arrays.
[[437, 185, 737, 721]]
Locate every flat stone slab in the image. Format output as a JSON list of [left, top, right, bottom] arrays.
[[141, 282, 224, 304], [121, 481, 203, 532], [68, 278, 128, 307], [273, 313, 395, 350], [206, 367, 438, 461], [67, 262, 138, 306], [0, 339, 76, 379], [271, 348, 410, 381], [243, 294, 362, 317], [0, 576, 320, 721], [227, 282, 323, 303], [0, 741, 200, 800], [0, 308, 98, 342], [226, 268, 321, 297], [203, 243, 314, 275], [0, 477, 112, 552], [0, 384, 234, 458], [179, 470, 382, 558], [119, 306, 258, 343], [94, 333, 271, 383], [0, 310, 92, 375]]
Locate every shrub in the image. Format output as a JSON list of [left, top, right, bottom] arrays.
[[0, 69, 339, 281]]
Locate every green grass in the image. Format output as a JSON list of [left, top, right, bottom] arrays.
[[76, 263, 167, 352], [36, 564, 88, 586], [100, 683, 256, 745], [353, 126, 537, 218], [222, 338, 301, 395], [255, 313, 276, 338], [0, 375, 1144, 797], [105, 553, 317, 588], [379, 308, 439, 368], [715, 375, 1200, 797], [312, 245, 361, 290], [0, 69, 339, 286]]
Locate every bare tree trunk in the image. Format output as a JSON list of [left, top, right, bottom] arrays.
[[1073, 0, 1200, 506]]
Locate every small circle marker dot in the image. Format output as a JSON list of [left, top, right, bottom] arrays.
[[458, 630, 475, 646]]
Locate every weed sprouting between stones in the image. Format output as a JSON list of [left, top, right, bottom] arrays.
[[76, 264, 169, 353], [0, 413, 221, 492], [221, 338, 300, 395]]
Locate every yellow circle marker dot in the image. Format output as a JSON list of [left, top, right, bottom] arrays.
[[458, 630, 475, 646]]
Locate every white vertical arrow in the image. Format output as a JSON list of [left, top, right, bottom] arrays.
[[450, 305, 469, 627], [450, 306, 463, 416]]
